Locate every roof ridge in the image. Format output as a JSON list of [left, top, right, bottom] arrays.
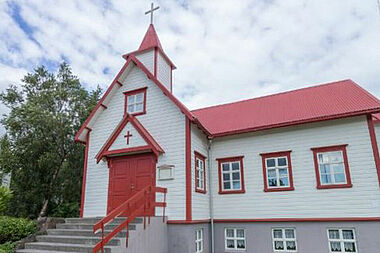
[[191, 79, 352, 112]]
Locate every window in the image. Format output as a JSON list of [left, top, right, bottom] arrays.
[[261, 151, 294, 192], [327, 229, 357, 253], [272, 228, 297, 252], [195, 228, 203, 253], [124, 87, 147, 115], [195, 152, 206, 193], [311, 145, 352, 189], [225, 228, 246, 250], [217, 156, 245, 194]]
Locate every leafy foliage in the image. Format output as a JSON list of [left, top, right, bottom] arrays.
[[0, 63, 101, 218], [0, 187, 12, 215], [0, 241, 15, 253], [0, 216, 36, 244]]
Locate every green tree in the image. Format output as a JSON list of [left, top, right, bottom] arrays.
[[0, 63, 101, 219]]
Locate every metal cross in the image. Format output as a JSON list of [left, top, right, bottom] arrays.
[[145, 2, 159, 24], [124, 131, 133, 145]]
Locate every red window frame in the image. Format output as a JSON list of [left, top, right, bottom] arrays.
[[124, 87, 147, 116], [311, 144, 352, 189], [194, 151, 206, 194], [260, 150, 294, 192], [217, 156, 246, 194]]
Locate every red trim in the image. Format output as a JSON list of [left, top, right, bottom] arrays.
[[311, 144, 352, 189], [154, 48, 158, 77], [170, 67, 172, 92], [367, 114, 380, 188], [123, 87, 147, 116], [209, 109, 380, 138], [75, 59, 131, 143], [216, 156, 246, 194], [185, 118, 192, 221], [260, 151, 294, 192], [167, 219, 210, 224], [123, 46, 177, 70], [96, 114, 164, 162], [116, 81, 123, 86], [194, 151, 207, 194], [103, 146, 152, 157], [213, 217, 380, 223], [80, 131, 90, 218]]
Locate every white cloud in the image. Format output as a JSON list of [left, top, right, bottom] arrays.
[[0, 0, 380, 116]]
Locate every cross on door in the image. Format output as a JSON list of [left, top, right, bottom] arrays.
[[124, 131, 133, 145]]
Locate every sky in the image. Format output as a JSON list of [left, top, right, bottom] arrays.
[[1, 0, 380, 135]]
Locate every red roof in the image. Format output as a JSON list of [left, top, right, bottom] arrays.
[[192, 80, 380, 137], [138, 24, 163, 51]]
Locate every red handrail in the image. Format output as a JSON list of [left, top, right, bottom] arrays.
[[93, 185, 167, 253]]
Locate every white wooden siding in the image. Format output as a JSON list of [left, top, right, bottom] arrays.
[[374, 124, 380, 153], [83, 65, 186, 219], [210, 116, 380, 219], [109, 123, 147, 151], [136, 50, 154, 74], [157, 51, 171, 91], [191, 124, 210, 220]]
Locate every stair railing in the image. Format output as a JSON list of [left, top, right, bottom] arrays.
[[92, 185, 167, 253]]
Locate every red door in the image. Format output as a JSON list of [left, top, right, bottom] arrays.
[[107, 153, 156, 216]]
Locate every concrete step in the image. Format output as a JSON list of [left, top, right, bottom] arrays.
[[17, 250, 83, 253], [47, 227, 134, 237], [65, 217, 143, 225], [36, 235, 120, 246], [57, 222, 131, 230], [24, 242, 114, 253]]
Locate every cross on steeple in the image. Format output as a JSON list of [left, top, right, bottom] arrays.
[[124, 131, 133, 145], [145, 2, 159, 24]]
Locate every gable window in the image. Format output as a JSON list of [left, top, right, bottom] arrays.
[[311, 145, 352, 189], [272, 228, 297, 252], [195, 152, 206, 193], [327, 228, 357, 253], [261, 151, 294, 192], [124, 87, 147, 116], [195, 228, 204, 253], [225, 228, 246, 250], [217, 156, 245, 194]]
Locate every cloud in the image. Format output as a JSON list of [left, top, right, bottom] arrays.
[[0, 0, 380, 116]]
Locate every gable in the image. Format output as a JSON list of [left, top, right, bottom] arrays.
[[109, 121, 147, 151]]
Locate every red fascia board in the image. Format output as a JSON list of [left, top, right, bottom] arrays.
[[366, 114, 380, 188], [210, 108, 380, 138], [102, 146, 152, 157], [75, 59, 132, 143]]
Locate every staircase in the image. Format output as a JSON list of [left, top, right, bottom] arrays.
[[16, 217, 143, 253]]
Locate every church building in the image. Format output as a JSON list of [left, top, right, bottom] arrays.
[[74, 22, 380, 253]]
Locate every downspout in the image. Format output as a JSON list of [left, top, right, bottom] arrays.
[[207, 138, 215, 253]]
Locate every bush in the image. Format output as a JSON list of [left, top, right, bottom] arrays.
[[0, 217, 36, 244], [0, 242, 15, 253], [0, 187, 12, 215]]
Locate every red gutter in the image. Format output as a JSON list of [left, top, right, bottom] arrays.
[[366, 114, 380, 187], [80, 131, 90, 218]]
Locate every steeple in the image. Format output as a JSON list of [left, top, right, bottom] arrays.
[[138, 24, 163, 51]]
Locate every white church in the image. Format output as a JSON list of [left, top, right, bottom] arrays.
[[18, 6, 380, 253]]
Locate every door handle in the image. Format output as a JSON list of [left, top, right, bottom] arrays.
[[131, 184, 135, 190]]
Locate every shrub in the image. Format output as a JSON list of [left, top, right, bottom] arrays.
[[0, 217, 36, 244], [0, 241, 15, 253], [0, 187, 12, 215]]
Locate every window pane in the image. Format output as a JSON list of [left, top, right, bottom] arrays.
[[328, 230, 340, 239], [318, 153, 326, 163], [266, 159, 276, 167], [285, 229, 295, 238], [321, 174, 332, 184], [135, 103, 143, 112], [344, 242, 356, 252], [278, 157, 287, 166], [273, 229, 282, 238], [224, 182, 231, 190], [226, 239, 235, 249], [332, 163, 345, 173], [127, 105, 134, 113], [320, 164, 331, 174], [286, 241, 296, 250], [268, 169, 276, 178], [330, 242, 342, 252], [232, 162, 240, 170], [222, 163, 230, 171], [342, 230, 354, 240], [223, 173, 230, 181], [268, 178, 277, 187], [233, 181, 241, 189], [236, 240, 245, 249], [226, 229, 234, 237], [279, 168, 288, 176], [334, 173, 346, 183], [127, 95, 135, 103], [279, 177, 289, 186], [274, 241, 284, 250], [135, 93, 143, 102], [236, 229, 245, 238], [329, 151, 343, 163], [232, 172, 240, 180]]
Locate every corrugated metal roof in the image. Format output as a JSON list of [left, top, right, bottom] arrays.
[[138, 24, 163, 51], [192, 80, 380, 137]]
